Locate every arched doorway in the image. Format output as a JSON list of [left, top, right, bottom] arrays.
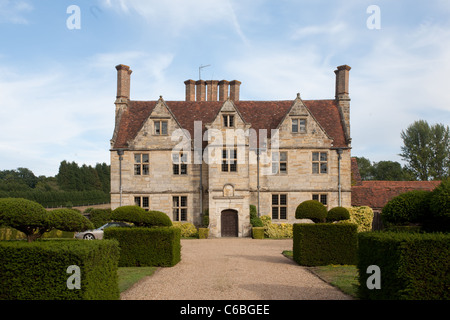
[[221, 209, 238, 237]]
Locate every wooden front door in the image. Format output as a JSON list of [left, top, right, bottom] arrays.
[[221, 210, 238, 237]]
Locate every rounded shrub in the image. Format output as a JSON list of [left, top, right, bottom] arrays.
[[381, 190, 431, 226], [47, 208, 94, 232], [327, 206, 350, 222], [295, 200, 327, 223], [0, 198, 48, 242], [141, 211, 173, 227], [111, 205, 146, 226]]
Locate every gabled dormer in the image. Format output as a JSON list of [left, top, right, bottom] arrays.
[[276, 94, 333, 148]]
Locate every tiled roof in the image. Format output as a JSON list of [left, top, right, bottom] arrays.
[[351, 180, 441, 209], [112, 99, 348, 149]]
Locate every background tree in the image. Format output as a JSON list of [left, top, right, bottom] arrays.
[[354, 157, 374, 180], [400, 120, 450, 180]]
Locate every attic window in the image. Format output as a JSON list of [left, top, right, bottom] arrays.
[[292, 118, 306, 133], [223, 115, 234, 127], [154, 120, 168, 135]]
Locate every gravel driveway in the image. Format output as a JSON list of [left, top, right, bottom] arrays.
[[120, 238, 353, 300]]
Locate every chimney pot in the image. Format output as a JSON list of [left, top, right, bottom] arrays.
[[115, 64, 132, 100]]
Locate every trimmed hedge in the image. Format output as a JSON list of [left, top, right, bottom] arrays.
[[104, 227, 181, 267], [293, 223, 358, 266], [0, 239, 120, 300], [252, 227, 265, 239], [295, 200, 327, 223], [357, 231, 450, 300], [198, 228, 209, 239], [85, 208, 112, 229]]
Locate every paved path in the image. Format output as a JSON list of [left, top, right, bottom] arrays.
[[120, 238, 353, 300]]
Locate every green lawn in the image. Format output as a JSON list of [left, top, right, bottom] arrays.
[[117, 267, 157, 293], [282, 250, 359, 298]]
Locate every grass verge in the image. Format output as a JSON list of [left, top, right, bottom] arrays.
[[118, 267, 157, 293], [282, 250, 359, 298]]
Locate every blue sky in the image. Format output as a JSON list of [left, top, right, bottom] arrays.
[[0, 0, 449, 177]]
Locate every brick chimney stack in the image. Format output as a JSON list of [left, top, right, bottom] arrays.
[[206, 80, 219, 101], [229, 80, 241, 101], [184, 79, 196, 101], [115, 64, 132, 100], [218, 80, 229, 101], [334, 65, 351, 144], [335, 65, 351, 99], [196, 80, 207, 101]]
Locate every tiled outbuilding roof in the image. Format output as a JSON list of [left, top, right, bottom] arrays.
[[350, 160, 440, 210], [112, 99, 348, 149]]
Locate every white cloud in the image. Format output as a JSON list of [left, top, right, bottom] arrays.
[[101, 0, 248, 43], [0, 0, 33, 24]]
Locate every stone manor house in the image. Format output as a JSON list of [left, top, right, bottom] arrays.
[[110, 64, 352, 237]]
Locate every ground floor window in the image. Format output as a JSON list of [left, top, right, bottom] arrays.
[[312, 194, 328, 206], [134, 196, 149, 211], [173, 196, 187, 221], [272, 194, 287, 220]]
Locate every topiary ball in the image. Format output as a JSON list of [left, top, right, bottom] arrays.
[[295, 200, 327, 223], [142, 210, 173, 227], [327, 206, 350, 222], [111, 205, 146, 226]]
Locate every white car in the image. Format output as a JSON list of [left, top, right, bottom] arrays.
[[75, 221, 132, 240]]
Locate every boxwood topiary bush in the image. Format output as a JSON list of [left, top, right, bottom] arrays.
[[295, 200, 327, 223], [104, 227, 181, 267], [111, 206, 172, 227], [293, 223, 358, 266], [357, 231, 450, 300], [0, 239, 120, 300], [381, 190, 431, 226], [327, 206, 350, 222]]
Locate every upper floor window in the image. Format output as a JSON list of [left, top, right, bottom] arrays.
[[292, 118, 306, 133], [134, 153, 149, 175], [154, 120, 168, 135], [312, 152, 327, 174], [223, 114, 234, 127], [222, 148, 237, 172], [272, 151, 287, 174], [173, 152, 188, 175]]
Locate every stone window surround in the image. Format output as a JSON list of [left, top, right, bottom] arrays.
[[271, 151, 287, 175], [272, 193, 288, 220], [173, 195, 188, 221], [134, 153, 149, 176], [312, 151, 328, 174], [312, 193, 328, 206], [134, 195, 150, 211], [291, 118, 307, 133]]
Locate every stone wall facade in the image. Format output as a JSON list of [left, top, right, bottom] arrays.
[[110, 65, 353, 237]]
